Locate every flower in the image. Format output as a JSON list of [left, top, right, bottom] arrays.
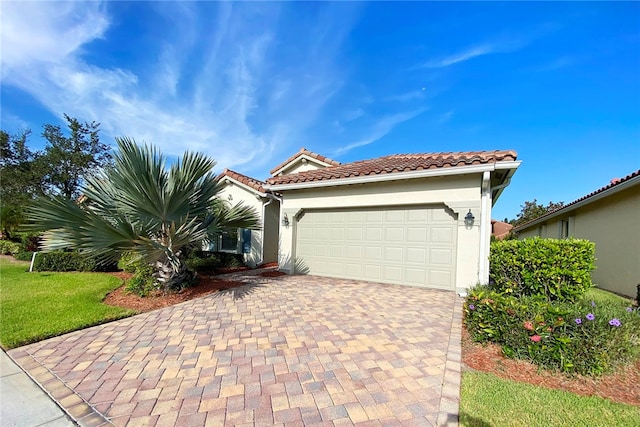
[[591, 301, 596, 307], [469, 304, 475, 310], [627, 307, 634, 313], [586, 313, 595, 321], [609, 318, 621, 327], [530, 335, 542, 342], [523, 321, 534, 331], [574, 318, 582, 325]]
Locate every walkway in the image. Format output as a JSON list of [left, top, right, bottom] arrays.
[[8, 273, 463, 426]]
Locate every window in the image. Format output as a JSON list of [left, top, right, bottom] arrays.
[[220, 229, 238, 251], [560, 219, 570, 239]]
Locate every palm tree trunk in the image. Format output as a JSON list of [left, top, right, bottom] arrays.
[[155, 257, 194, 292]]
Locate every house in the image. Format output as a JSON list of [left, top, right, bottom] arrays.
[[491, 219, 513, 240], [212, 169, 280, 267], [264, 148, 520, 294], [513, 170, 640, 297]]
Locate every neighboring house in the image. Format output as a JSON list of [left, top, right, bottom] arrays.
[[491, 219, 513, 240], [212, 169, 280, 267], [513, 170, 640, 297], [264, 148, 520, 294]]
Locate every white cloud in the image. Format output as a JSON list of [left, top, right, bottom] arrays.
[[332, 109, 426, 156], [0, 1, 358, 177], [420, 44, 494, 69]]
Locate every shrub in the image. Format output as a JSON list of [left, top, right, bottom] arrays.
[[19, 232, 41, 252], [185, 251, 245, 273], [465, 286, 640, 376], [125, 262, 158, 297], [31, 251, 117, 272], [0, 240, 21, 255], [117, 251, 139, 273], [13, 251, 35, 261], [489, 237, 595, 302]]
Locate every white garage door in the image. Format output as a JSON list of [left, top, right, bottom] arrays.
[[296, 205, 457, 289]]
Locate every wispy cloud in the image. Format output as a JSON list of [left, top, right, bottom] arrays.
[[535, 56, 578, 72], [0, 1, 360, 177], [332, 109, 426, 156], [385, 89, 427, 102], [419, 45, 495, 69]]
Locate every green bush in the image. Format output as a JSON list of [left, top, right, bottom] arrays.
[[0, 240, 21, 255], [489, 238, 595, 301], [465, 286, 640, 376], [125, 262, 158, 297], [31, 251, 117, 272], [117, 251, 139, 273], [18, 232, 41, 252], [13, 251, 35, 261], [185, 251, 244, 273]]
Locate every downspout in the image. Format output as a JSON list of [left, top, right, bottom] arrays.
[[478, 171, 491, 284]]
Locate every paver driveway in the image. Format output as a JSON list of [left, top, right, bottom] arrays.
[[9, 272, 463, 427]]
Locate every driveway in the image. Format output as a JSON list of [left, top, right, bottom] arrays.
[[9, 272, 463, 427]]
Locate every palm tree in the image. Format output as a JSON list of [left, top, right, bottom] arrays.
[[27, 137, 260, 291]]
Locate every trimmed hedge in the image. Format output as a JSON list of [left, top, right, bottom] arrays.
[[465, 287, 640, 376], [32, 251, 117, 272], [0, 240, 21, 255], [489, 238, 595, 302]]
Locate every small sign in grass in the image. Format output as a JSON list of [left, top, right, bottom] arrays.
[[0, 257, 136, 349]]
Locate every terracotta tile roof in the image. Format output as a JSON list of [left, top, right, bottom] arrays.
[[269, 147, 341, 175], [218, 169, 267, 194], [267, 150, 518, 185], [514, 169, 640, 231]]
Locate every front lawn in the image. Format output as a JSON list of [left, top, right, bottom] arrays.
[[0, 257, 135, 349], [460, 371, 640, 426]]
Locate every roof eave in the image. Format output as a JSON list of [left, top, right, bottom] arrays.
[[265, 162, 517, 191], [219, 175, 267, 198], [513, 174, 640, 232]]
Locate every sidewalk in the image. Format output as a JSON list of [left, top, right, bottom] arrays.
[[0, 350, 75, 427]]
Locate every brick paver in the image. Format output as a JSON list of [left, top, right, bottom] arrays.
[[9, 272, 462, 426]]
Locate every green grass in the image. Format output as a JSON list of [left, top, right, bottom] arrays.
[[0, 257, 135, 349], [587, 287, 634, 306], [460, 371, 640, 427]]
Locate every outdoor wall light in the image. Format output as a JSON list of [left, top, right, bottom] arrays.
[[282, 213, 290, 227], [464, 209, 475, 226]]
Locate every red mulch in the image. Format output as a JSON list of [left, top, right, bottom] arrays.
[[461, 328, 640, 406], [103, 273, 247, 312], [259, 271, 286, 277]]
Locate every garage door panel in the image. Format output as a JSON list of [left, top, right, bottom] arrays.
[[365, 228, 383, 241], [407, 227, 427, 242], [364, 247, 382, 260], [383, 266, 403, 282], [430, 248, 453, 265], [430, 227, 454, 243], [406, 248, 427, 263], [429, 270, 452, 289], [384, 247, 403, 262], [385, 227, 404, 241], [296, 205, 457, 289]]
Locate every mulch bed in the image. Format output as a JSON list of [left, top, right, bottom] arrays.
[[461, 328, 640, 406], [103, 273, 248, 312]]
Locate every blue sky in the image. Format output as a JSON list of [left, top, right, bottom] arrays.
[[1, 1, 639, 221]]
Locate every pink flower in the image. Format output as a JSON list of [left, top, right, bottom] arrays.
[[530, 335, 542, 343], [523, 321, 534, 331]]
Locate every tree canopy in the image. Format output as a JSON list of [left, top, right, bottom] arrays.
[[27, 137, 260, 291], [511, 199, 564, 227]]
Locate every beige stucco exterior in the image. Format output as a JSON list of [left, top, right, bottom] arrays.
[[216, 180, 280, 267], [276, 174, 491, 294], [273, 156, 332, 176], [516, 184, 640, 297]]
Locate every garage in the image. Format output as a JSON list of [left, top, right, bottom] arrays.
[[295, 205, 457, 290]]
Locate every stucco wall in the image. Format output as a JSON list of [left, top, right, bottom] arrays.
[[516, 185, 640, 297], [277, 174, 487, 292], [217, 182, 265, 267], [280, 160, 326, 175]]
